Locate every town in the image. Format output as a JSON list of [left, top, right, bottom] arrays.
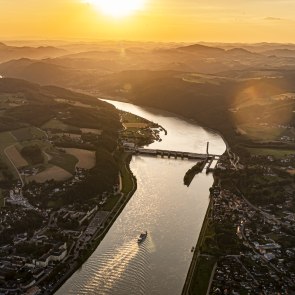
[[187, 148, 295, 295]]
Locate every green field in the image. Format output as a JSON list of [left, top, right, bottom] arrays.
[[102, 194, 121, 211], [190, 256, 217, 295], [19, 139, 51, 150], [10, 127, 47, 143], [117, 153, 134, 195], [0, 189, 4, 207], [247, 147, 295, 159], [12, 128, 32, 141], [0, 130, 49, 180], [0, 132, 17, 151], [239, 124, 283, 141], [30, 127, 47, 140], [0, 132, 18, 178], [48, 151, 78, 174], [18, 140, 53, 165], [120, 111, 150, 124], [42, 118, 80, 132], [17, 139, 78, 173]]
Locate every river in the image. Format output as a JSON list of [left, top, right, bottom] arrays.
[[55, 100, 226, 295]]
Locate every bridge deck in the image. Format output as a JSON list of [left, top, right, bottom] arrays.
[[134, 148, 219, 160]]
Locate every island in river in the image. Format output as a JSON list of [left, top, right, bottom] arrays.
[[183, 160, 206, 187]]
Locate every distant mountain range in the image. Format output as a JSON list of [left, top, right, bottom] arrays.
[[0, 42, 67, 63], [0, 58, 89, 86], [1, 42, 292, 88]]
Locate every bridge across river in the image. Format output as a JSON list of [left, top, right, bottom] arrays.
[[134, 148, 219, 161]]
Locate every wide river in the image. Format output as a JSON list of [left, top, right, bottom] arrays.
[[56, 100, 226, 295]]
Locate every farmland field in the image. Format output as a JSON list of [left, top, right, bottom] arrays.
[[0, 132, 18, 178], [0, 132, 17, 152], [11, 127, 46, 141], [80, 128, 102, 135], [5, 145, 28, 168], [54, 133, 81, 140], [26, 165, 73, 183], [19, 139, 52, 151], [54, 98, 97, 109], [238, 124, 294, 141], [64, 148, 96, 169], [42, 118, 79, 132], [123, 122, 148, 129], [48, 150, 78, 173], [0, 189, 4, 207], [247, 148, 295, 159]]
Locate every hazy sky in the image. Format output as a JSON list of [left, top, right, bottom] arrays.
[[1, 0, 295, 42]]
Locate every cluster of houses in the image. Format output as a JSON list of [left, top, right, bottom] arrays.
[[6, 187, 34, 210], [0, 237, 67, 294], [211, 256, 260, 294], [23, 167, 88, 202], [58, 205, 98, 226], [33, 242, 67, 268], [210, 186, 295, 294]]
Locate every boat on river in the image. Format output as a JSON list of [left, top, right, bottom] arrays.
[[137, 231, 147, 243]]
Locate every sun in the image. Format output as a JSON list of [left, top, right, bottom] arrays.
[[84, 0, 145, 18]]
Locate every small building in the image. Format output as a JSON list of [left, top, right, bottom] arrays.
[[264, 253, 275, 261], [123, 142, 135, 150]]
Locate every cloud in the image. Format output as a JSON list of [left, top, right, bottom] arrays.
[[264, 17, 284, 21]]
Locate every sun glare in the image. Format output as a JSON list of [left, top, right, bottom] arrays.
[[84, 0, 145, 18]]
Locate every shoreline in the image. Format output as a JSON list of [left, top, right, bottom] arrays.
[[181, 192, 214, 295]]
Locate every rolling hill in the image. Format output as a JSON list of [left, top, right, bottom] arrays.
[[96, 69, 295, 146], [0, 42, 67, 63]]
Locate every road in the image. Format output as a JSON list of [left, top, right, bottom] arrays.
[[206, 262, 217, 295], [240, 223, 288, 278], [234, 256, 259, 285], [236, 187, 281, 225], [4, 144, 24, 187]]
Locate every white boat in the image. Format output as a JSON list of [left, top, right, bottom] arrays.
[[137, 231, 147, 243]]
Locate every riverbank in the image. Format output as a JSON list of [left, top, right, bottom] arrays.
[[182, 187, 216, 295], [51, 152, 137, 295]]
